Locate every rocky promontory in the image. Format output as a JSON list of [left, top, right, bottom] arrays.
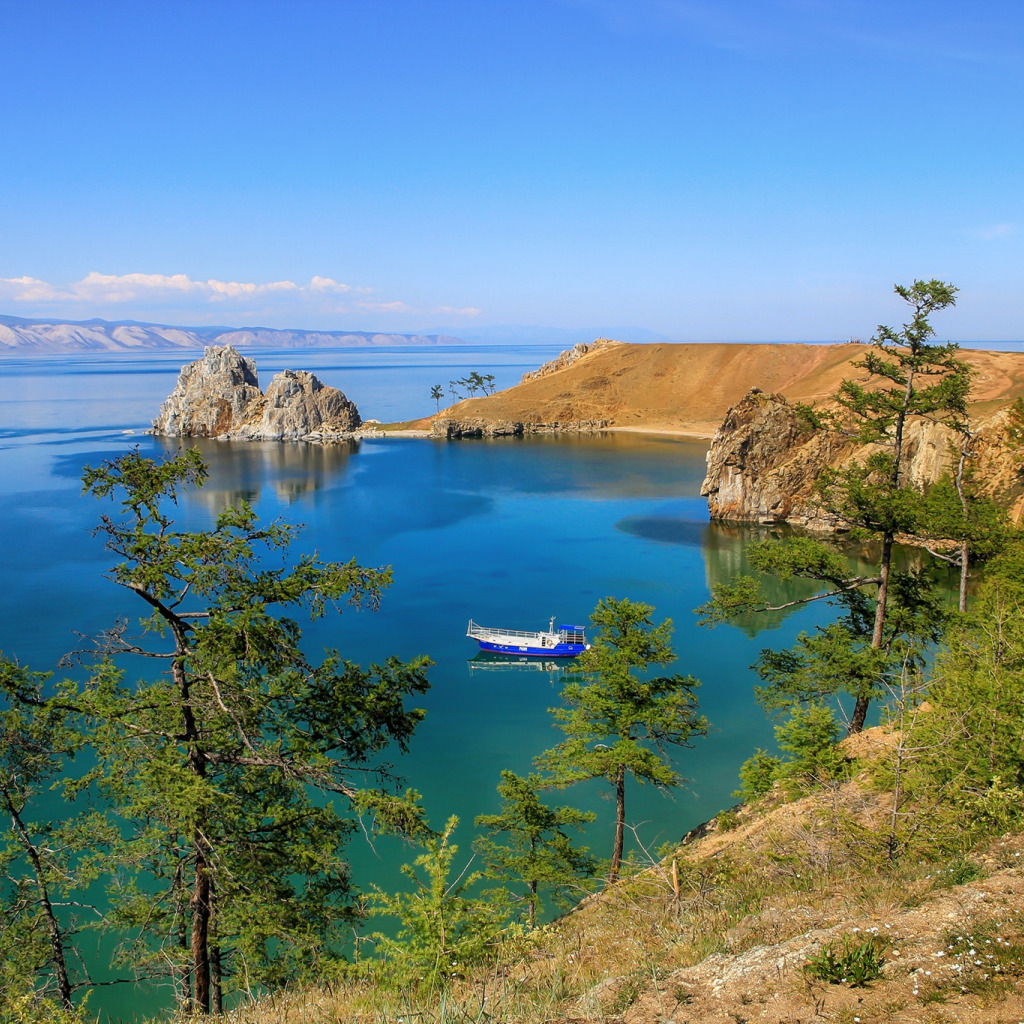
[[701, 387, 1024, 529], [152, 346, 361, 441]]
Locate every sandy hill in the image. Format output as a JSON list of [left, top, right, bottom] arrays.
[[423, 341, 1024, 437]]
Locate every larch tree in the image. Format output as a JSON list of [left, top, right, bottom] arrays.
[[0, 661, 91, 1014], [55, 448, 431, 1014], [474, 770, 595, 929], [700, 280, 970, 734], [535, 597, 706, 883]]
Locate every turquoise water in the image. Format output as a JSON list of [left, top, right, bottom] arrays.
[[0, 347, 835, 1018]]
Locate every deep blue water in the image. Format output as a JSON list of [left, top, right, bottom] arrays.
[[0, 346, 837, 1018]]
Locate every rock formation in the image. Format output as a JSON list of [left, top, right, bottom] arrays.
[[519, 337, 621, 384], [701, 388, 1024, 529], [152, 346, 361, 441], [430, 417, 609, 439]]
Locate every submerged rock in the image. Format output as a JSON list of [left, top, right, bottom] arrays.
[[152, 346, 361, 441]]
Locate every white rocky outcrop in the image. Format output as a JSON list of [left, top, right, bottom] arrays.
[[152, 346, 361, 441]]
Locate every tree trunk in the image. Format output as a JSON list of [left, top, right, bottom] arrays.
[[210, 898, 222, 1015], [849, 529, 894, 735], [191, 834, 212, 1014], [528, 879, 538, 930], [3, 791, 74, 1011], [608, 766, 626, 883], [959, 539, 970, 615]]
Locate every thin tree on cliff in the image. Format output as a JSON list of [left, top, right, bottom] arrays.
[[701, 281, 970, 734], [57, 449, 430, 1014], [535, 598, 706, 883]]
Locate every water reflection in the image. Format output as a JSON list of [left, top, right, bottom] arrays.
[[467, 650, 584, 684], [154, 435, 358, 513], [702, 523, 828, 636]]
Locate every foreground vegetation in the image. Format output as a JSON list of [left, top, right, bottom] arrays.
[[5, 280, 1024, 1022], [182, 530, 1024, 1024]]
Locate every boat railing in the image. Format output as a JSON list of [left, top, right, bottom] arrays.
[[467, 619, 549, 641]]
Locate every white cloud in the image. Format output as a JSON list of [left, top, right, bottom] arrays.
[[432, 304, 482, 318], [0, 272, 483, 327]]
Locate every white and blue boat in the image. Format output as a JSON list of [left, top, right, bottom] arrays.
[[466, 617, 589, 658]]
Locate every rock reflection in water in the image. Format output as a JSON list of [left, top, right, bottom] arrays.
[[701, 523, 941, 638], [702, 522, 826, 636], [154, 435, 358, 513]]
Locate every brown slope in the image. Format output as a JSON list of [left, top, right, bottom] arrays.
[[427, 341, 1024, 438]]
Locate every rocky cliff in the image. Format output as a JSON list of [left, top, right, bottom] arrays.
[[519, 337, 621, 383], [152, 346, 361, 441], [701, 388, 1024, 528]]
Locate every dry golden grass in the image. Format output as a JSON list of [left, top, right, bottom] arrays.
[[200, 733, 1024, 1024], [402, 341, 1024, 439]]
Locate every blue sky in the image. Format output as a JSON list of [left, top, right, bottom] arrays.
[[1, 0, 1021, 340]]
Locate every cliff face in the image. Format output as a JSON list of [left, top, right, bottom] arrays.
[[152, 346, 361, 441], [701, 388, 1024, 528]]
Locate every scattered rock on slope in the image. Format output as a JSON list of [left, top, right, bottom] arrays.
[[152, 345, 361, 441]]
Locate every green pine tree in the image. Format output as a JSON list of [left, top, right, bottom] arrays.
[[474, 770, 595, 928], [27, 448, 434, 1014], [536, 597, 707, 883]]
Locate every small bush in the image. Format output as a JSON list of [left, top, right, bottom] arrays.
[[804, 934, 888, 987], [715, 808, 740, 832], [735, 749, 782, 800]]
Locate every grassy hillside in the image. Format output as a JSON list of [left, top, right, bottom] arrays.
[[208, 733, 1024, 1024], [422, 341, 1024, 438]]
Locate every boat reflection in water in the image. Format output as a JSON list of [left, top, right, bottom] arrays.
[[467, 650, 584, 683]]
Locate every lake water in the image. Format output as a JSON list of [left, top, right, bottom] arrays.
[[0, 345, 837, 1018]]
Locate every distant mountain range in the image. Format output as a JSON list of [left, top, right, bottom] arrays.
[[0, 314, 464, 353]]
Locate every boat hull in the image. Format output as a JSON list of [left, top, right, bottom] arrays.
[[476, 639, 586, 658]]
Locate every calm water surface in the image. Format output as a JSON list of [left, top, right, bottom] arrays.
[[0, 347, 834, 1018]]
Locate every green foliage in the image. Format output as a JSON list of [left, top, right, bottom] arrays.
[[474, 771, 596, 928], [366, 815, 507, 988], [536, 597, 707, 882], [3, 449, 433, 1014], [0, 994, 91, 1024], [735, 704, 846, 801], [773, 703, 848, 789], [447, 371, 497, 399], [430, 383, 444, 412], [0, 660, 107, 1012], [910, 542, 1024, 815], [735, 749, 783, 800], [804, 934, 888, 987]]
